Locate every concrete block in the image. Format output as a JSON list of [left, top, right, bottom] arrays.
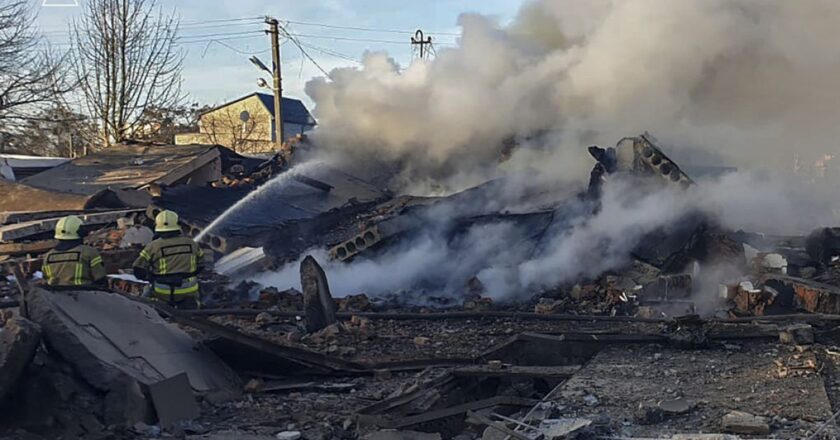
[[300, 256, 337, 333], [0, 317, 41, 403], [148, 373, 199, 429], [26, 287, 240, 426]]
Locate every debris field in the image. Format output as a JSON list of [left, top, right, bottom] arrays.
[[3, 134, 840, 440]]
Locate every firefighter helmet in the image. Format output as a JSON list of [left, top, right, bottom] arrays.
[[155, 210, 181, 233], [54, 215, 83, 240]]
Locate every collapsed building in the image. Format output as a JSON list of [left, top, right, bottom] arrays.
[[2, 135, 840, 439]]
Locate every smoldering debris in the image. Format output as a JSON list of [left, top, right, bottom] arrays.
[[6, 133, 840, 440], [245, 133, 814, 317]]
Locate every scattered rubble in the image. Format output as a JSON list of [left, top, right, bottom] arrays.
[[6, 134, 840, 439], [0, 316, 41, 403], [721, 411, 770, 435]]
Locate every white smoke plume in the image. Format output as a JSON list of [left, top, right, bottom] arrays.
[[306, 0, 840, 191], [250, 0, 840, 304], [253, 171, 840, 302]]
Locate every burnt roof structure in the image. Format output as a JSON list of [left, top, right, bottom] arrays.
[[22, 144, 222, 195]]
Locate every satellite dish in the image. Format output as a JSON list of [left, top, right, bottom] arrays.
[[239, 111, 250, 122]]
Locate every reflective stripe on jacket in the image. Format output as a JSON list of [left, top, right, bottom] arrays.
[[153, 277, 199, 296], [133, 236, 207, 297], [43, 244, 106, 287]]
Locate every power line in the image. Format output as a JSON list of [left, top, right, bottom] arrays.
[[284, 19, 460, 36], [180, 16, 263, 25], [298, 41, 361, 64], [40, 22, 258, 37], [276, 23, 330, 77], [283, 32, 456, 46], [203, 39, 269, 56], [40, 30, 263, 44], [38, 32, 264, 48], [38, 16, 263, 35]]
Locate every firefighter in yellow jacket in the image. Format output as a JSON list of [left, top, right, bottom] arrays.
[[132, 210, 207, 309], [43, 215, 107, 288]]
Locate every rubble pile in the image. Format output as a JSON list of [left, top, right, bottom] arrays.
[[5, 135, 840, 439]]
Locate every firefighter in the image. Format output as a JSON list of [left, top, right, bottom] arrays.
[[42, 215, 106, 288], [132, 210, 207, 309]]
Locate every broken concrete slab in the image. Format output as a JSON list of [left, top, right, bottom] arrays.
[[148, 373, 200, 429], [26, 287, 241, 425], [616, 133, 695, 189], [300, 255, 337, 333], [721, 411, 769, 435], [0, 317, 41, 403], [214, 247, 272, 277]]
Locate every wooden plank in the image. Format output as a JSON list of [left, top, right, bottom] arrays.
[[0, 240, 56, 256], [0, 210, 88, 225], [452, 365, 580, 380], [0, 209, 142, 242], [391, 397, 537, 429]]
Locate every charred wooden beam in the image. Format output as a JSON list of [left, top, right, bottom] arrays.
[[452, 365, 580, 380], [0, 209, 143, 242], [181, 309, 671, 323]]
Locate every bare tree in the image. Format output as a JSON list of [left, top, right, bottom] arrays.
[[5, 104, 99, 157], [70, 0, 185, 146], [0, 1, 70, 143], [138, 102, 207, 143]]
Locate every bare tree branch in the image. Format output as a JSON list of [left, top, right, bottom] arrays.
[[0, 1, 73, 139], [70, 0, 185, 146]]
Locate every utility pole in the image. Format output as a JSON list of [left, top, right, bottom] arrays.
[[265, 17, 284, 146], [411, 29, 433, 60]]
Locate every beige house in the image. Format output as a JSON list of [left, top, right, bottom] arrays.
[[176, 92, 316, 154]]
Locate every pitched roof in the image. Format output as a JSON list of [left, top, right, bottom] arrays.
[[203, 92, 316, 126], [0, 179, 93, 212], [22, 144, 220, 195]]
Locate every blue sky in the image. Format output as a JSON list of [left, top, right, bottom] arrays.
[[34, 0, 523, 108]]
